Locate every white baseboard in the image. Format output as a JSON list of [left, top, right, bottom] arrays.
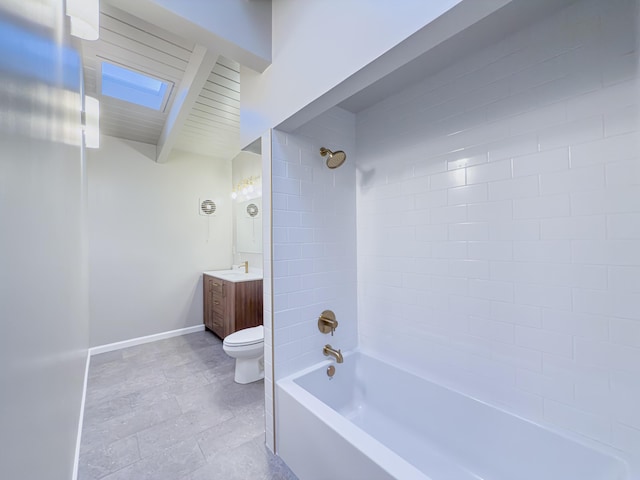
[[89, 325, 205, 356], [72, 351, 90, 480]]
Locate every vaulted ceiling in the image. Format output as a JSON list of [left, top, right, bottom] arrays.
[[80, 3, 241, 160]]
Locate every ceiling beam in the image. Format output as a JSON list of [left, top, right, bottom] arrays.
[[156, 45, 218, 164]]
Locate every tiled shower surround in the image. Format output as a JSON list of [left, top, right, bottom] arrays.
[[269, 0, 639, 456], [266, 110, 358, 451], [356, 0, 639, 453]]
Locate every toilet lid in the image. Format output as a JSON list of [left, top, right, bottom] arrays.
[[224, 325, 264, 346]]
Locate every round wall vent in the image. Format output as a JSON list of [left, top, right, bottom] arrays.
[[246, 203, 259, 217], [200, 199, 216, 216]]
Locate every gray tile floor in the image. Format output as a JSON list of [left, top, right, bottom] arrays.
[[79, 331, 297, 480]]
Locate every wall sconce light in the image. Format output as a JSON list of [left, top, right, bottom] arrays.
[[231, 176, 261, 201], [83, 96, 100, 149], [67, 0, 100, 41]]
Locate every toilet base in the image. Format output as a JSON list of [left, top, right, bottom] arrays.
[[234, 355, 264, 384]]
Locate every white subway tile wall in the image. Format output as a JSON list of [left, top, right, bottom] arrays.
[[270, 108, 358, 384], [356, 0, 639, 453]]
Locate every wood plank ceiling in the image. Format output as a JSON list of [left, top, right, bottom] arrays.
[[174, 57, 241, 158], [81, 4, 241, 159]]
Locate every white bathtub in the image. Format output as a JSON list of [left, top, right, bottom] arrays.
[[277, 351, 638, 480]]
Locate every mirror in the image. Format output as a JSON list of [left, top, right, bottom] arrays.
[[231, 149, 262, 259], [236, 198, 262, 253]]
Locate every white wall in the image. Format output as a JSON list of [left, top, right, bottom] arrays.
[[268, 108, 357, 449], [88, 137, 232, 346], [356, 0, 639, 454], [0, 8, 89, 479], [241, 0, 469, 145], [152, 0, 270, 62], [1, 135, 89, 479]]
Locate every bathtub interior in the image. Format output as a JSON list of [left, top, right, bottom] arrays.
[[293, 353, 360, 415], [289, 352, 632, 480]]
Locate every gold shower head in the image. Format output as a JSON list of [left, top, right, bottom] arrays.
[[319, 147, 347, 169]]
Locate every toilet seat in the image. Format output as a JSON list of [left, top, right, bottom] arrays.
[[224, 325, 264, 347]]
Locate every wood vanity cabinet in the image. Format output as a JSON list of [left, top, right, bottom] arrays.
[[203, 274, 263, 339]]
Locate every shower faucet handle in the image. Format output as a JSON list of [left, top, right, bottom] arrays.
[[318, 310, 338, 336]]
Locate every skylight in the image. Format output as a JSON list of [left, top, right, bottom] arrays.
[[101, 62, 170, 110]]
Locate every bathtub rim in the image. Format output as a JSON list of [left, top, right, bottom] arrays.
[[276, 348, 639, 480], [277, 350, 431, 480]]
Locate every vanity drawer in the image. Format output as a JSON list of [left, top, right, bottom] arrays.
[[208, 278, 224, 295], [211, 295, 224, 315], [211, 311, 224, 329]]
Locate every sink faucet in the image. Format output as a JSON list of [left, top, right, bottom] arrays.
[[323, 344, 343, 363], [238, 260, 248, 274]]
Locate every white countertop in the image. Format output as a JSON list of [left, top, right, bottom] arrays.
[[203, 269, 263, 283]]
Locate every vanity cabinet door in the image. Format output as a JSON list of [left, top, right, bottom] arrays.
[[234, 280, 263, 331]]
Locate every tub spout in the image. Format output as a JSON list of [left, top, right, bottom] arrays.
[[323, 344, 343, 363]]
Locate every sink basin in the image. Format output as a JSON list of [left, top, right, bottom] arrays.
[[203, 269, 263, 283], [220, 272, 253, 279]]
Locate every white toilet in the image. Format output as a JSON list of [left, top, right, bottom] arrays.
[[222, 325, 264, 384]]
